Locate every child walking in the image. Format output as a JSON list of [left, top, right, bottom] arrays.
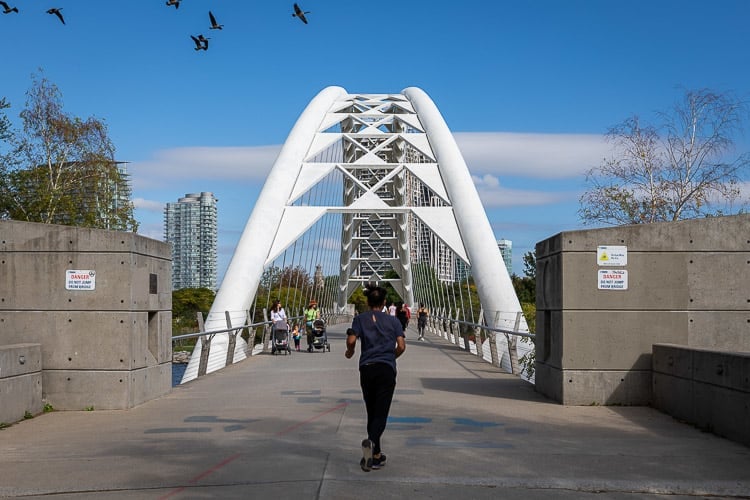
[[292, 324, 301, 351]]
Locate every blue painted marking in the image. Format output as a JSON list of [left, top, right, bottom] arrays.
[[387, 424, 424, 432], [144, 427, 211, 434], [185, 416, 257, 424], [451, 417, 502, 428], [281, 390, 320, 396], [405, 436, 513, 449], [450, 426, 482, 433], [388, 416, 432, 424], [297, 397, 322, 403], [223, 424, 245, 432], [505, 427, 530, 434]]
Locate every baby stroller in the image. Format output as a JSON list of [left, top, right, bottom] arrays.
[[311, 318, 330, 352], [271, 326, 292, 355]]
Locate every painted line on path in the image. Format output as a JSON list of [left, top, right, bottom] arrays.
[[157, 401, 349, 499]]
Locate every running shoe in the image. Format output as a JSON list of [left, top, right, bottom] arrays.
[[371, 453, 387, 469], [360, 439, 373, 472]]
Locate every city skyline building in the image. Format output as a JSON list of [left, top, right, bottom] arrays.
[[164, 192, 218, 290], [497, 239, 512, 276]]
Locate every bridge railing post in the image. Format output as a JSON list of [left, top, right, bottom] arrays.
[[485, 311, 500, 367], [224, 311, 239, 367], [440, 307, 451, 340], [505, 311, 523, 375], [197, 311, 212, 377], [261, 308, 271, 353]]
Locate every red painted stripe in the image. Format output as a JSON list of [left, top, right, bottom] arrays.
[[275, 401, 349, 436], [158, 402, 349, 499], [189, 452, 242, 484]]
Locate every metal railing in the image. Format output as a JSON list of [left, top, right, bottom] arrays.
[[428, 311, 535, 380], [172, 308, 353, 379], [171, 306, 532, 381]]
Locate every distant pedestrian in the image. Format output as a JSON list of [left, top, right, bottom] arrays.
[[292, 324, 301, 351], [396, 302, 408, 334], [270, 300, 288, 352], [388, 302, 396, 316], [304, 299, 320, 352], [345, 284, 406, 472], [417, 303, 429, 341]]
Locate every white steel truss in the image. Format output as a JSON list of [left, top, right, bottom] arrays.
[[181, 87, 527, 383]]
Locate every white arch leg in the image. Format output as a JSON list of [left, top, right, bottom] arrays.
[[182, 86, 348, 383], [402, 87, 527, 332]]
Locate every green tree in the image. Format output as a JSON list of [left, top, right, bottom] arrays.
[[580, 88, 749, 225], [0, 97, 12, 144], [0, 72, 137, 231], [348, 286, 367, 313], [172, 287, 216, 334], [511, 251, 536, 305], [381, 269, 403, 305]]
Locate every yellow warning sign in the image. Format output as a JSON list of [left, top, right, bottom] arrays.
[[597, 246, 627, 266]]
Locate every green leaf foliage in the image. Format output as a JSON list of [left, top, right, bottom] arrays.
[[0, 72, 137, 231], [172, 287, 216, 333]]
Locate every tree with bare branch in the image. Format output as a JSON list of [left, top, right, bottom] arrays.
[[579, 89, 749, 225]]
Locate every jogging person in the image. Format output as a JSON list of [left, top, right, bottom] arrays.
[[345, 284, 406, 471]]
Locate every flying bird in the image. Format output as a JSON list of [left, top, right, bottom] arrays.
[[208, 11, 223, 30], [191, 34, 209, 51], [0, 1, 19, 14], [292, 3, 310, 24], [165, 0, 180, 9], [46, 8, 65, 24]]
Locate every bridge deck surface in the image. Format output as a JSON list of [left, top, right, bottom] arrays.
[[1, 323, 749, 499]]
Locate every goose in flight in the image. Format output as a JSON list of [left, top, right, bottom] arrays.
[[209, 11, 223, 30], [166, 0, 180, 9], [292, 3, 310, 24], [46, 8, 64, 24], [191, 34, 209, 51], [0, 1, 19, 14]]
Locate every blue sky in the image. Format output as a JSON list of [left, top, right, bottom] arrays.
[[2, 0, 749, 278]]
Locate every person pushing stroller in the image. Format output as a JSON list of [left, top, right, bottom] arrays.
[[304, 299, 320, 352]]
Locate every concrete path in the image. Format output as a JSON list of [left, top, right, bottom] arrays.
[[1, 323, 749, 499]]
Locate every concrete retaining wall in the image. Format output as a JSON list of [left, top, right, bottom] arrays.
[[535, 214, 750, 405], [0, 221, 172, 411], [653, 343, 750, 446], [0, 343, 42, 424]]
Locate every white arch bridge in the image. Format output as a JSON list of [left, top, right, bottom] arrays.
[[181, 86, 531, 383]]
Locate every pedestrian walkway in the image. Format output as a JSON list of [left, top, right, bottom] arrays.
[[1, 323, 749, 499]]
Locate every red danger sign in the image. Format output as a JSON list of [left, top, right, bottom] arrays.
[[597, 269, 628, 290], [65, 270, 96, 291]]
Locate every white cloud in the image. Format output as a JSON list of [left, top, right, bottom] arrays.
[[126, 132, 607, 216], [472, 174, 578, 207], [455, 132, 609, 178], [132, 197, 164, 212], [136, 221, 164, 241], [126, 133, 607, 192], [128, 145, 281, 189]]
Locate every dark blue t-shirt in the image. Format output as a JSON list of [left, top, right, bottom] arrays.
[[351, 310, 404, 371]]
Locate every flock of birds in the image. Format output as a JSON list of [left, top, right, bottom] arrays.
[[0, 1, 313, 51], [0, 2, 66, 24]]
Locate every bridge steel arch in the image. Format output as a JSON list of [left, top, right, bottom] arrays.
[[182, 86, 527, 383]]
